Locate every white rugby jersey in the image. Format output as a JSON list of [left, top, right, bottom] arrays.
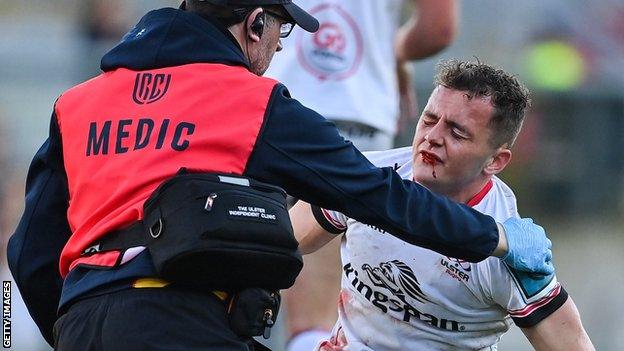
[[312, 147, 567, 351], [266, 0, 405, 135]]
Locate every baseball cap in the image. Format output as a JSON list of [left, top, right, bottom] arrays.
[[200, 0, 319, 32]]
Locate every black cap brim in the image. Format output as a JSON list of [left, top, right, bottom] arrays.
[[282, 3, 319, 33], [199, 0, 319, 32]]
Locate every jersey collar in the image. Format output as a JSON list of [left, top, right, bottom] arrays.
[[466, 179, 494, 207]]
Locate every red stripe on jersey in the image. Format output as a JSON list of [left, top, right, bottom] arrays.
[[322, 208, 347, 231], [508, 284, 562, 318], [56, 64, 277, 276], [466, 179, 494, 207]]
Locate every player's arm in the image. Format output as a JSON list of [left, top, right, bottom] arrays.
[[521, 297, 595, 351], [396, 59, 418, 133], [290, 201, 340, 254], [489, 255, 592, 351], [395, 0, 458, 62]]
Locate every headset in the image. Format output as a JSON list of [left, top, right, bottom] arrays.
[[250, 11, 265, 38]]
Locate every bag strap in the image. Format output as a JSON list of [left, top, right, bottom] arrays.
[[81, 221, 146, 256]]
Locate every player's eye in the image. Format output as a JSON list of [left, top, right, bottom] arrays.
[[452, 129, 468, 140]]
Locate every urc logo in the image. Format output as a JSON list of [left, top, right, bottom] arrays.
[[132, 73, 172, 105]]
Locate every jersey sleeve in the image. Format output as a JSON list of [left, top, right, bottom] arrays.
[[310, 205, 348, 235], [485, 262, 569, 328]]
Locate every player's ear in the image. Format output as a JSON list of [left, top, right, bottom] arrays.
[[484, 148, 511, 176]]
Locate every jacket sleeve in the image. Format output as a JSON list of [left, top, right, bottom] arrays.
[[7, 109, 70, 346], [245, 84, 499, 262]]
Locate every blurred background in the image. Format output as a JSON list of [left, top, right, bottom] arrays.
[[0, 0, 622, 350]]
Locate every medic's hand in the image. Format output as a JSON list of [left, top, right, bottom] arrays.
[[500, 217, 554, 276]]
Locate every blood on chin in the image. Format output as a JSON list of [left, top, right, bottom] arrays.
[[420, 153, 438, 179]]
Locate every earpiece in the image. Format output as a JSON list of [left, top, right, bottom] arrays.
[[250, 12, 265, 39]]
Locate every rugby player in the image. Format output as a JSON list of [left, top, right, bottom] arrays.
[[290, 60, 595, 351]]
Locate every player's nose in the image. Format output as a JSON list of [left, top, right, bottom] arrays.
[[424, 130, 443, 147], [424, 122, 445, 146]]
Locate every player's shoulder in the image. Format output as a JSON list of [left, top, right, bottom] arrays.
[[363, 146, 412, 169], [480, 254, 559, 302], [490, 176, 516, 200]]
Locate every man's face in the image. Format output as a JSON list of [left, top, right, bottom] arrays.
[[412, 86, 502, 198], [249, 10, 287, 76]]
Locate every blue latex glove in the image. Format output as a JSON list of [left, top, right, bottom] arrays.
[[501, 217, 554, 276]]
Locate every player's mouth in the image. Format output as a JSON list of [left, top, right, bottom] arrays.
[[420, 151, 443, 165], [420, 151, 442, 179]]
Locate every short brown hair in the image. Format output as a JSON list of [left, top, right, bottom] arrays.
[[434, 59, 530, 147]]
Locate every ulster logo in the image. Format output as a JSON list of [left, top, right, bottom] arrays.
[[441, 256, 472, 282], [132, 72, 172, 104]]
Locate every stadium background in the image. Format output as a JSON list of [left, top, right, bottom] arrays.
[[0, 0, 622, 350]]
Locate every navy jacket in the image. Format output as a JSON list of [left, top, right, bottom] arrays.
[[7, 8, 498, 345]]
